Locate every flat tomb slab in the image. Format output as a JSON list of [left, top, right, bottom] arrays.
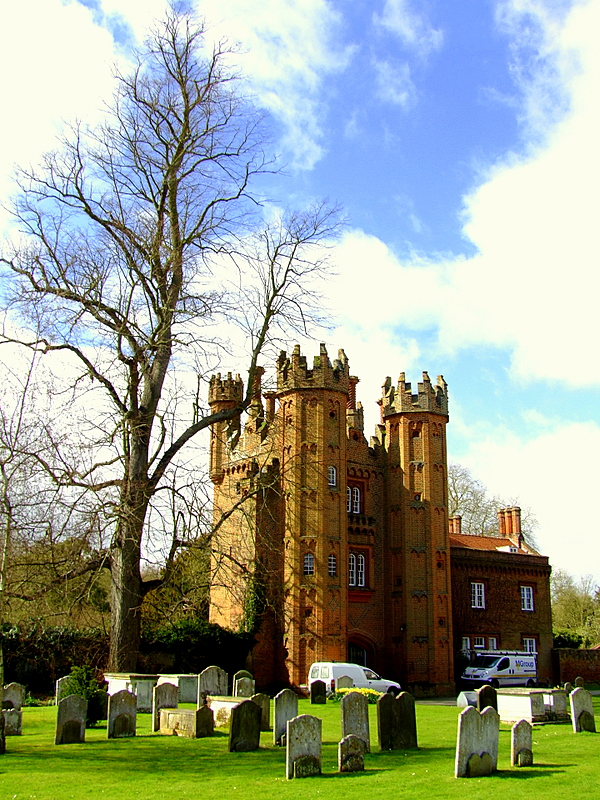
[[207, 697, 240, 727]]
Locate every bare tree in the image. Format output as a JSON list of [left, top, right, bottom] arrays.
[[448, 463, 538, 546], [0, 10, 340, 670]]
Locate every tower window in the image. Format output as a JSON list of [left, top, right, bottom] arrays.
[[348, 551, 367, 587], [328, 553, 337, 577], [303, 552, 315, 576], [328, 466, 337, 487], [347, 484, 362, 514]]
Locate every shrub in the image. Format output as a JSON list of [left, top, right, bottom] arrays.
[[60, 665, 107, 726]]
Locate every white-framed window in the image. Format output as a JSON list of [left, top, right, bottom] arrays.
[[328, 553, 337, 577], [356, 553, 366, 587], [328, 466, 337, 487], [474, 636, 485, 649], [523, 637, 537, 653], [461, 636, 471, 651], [521, 585, 534, 611], [352, 486, 361, 514], [488, 637, 497, 651], [348, 553, 356, 586], [303, 552, 315, 576], [471, 581, 485, 609]]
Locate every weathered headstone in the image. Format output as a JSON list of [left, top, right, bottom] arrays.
[[3, 683, 24, 710], [574, 676, 585, 688], [286, 714, 322, 779], [234, 676, 255, 697], [477, 684, 498, 713], [511, 719, 533, 766], [152, 682, 178, 733], [55, 676, 71, 705], [107, 689, 136, 738], [198, 666, 228, 698], [338, 733, 365, 773], [341, 690, 370, 753], [456, 692, 477, 709], [228, 699, 261, 752], [455, 705, 499, 778], [160, 706, 214, 738], [337, 675, 354, 689], [564, 681, 573, 695], [250, 693, 271, 731], [2, 709, 22, 736], [232, 669, 253, 685], [55, 695, 87, 745], [274, 688, 298, 746], [570, 687, 596, 733], [377, 690, 417, 751], [310, 680, 326, 704]]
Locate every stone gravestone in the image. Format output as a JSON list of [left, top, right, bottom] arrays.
[[234, 676, 255, 697], [3, 683, 24, 710], [196, 705, 215, 737], [511, 719, 533, 766], [107, 689, 136, 739], [2, 709, 22, 736], [574, 676, 585, 688], [55, 695, 87, 745], [477, 685, 498, 713], [310, 680, 326, 705], [198, 666, 228, 698], [377, 691, 417, 751], [338, 733, 365, 773], [286, 714, 322, 779], [160, 706, 214, 738], [55, 676, 71, 705], [455, 705, 499, 778], [570, 687, 596, 733], [341, 691, 370, 753], [250, 693, 271, 731], [456, 692, 477, 709], [232, 669, 253, 687], [152, 682, 178, 733], [337, 675, 354, 689], [274, 688, 298, 746], [564, 681, 573, 695], [228, 699, 261, 752]]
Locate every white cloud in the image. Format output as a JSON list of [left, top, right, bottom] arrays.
[[196, 0, 353, 170], [326, 0, 600, 390], [374, 0, 443, 57], [453, 415, 600, 583], [372, 59, 416, 107]]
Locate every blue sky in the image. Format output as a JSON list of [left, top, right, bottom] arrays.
[[1, 0, 599, 581]]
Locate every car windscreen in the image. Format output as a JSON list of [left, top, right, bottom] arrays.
[[471, 656, 501, 669]]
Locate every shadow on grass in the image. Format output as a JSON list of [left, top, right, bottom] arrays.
[[493, 768, 567, 779]]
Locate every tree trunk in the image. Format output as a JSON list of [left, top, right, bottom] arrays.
[[108, 523, 144, 672]]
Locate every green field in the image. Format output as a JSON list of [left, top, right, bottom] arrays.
[[1, 698, 598, 800]]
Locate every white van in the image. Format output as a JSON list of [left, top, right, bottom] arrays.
[[308, 662, 401, 696], [461, 651, 537, 688]]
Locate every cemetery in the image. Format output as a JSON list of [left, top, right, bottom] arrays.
[[0, 671, 599, 799]]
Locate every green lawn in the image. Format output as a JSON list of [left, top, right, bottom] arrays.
[[1, 698, 598, 800]]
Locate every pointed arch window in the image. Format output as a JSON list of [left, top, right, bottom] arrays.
[[328, 466, 337, 487], [303, 552, 315, 576], [348, 553, 356, 586], [328, 553, 337, 577], [348, 551, 366, 587]]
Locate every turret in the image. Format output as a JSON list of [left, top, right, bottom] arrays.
[[379, 371, 448, 418], [208, 372, 244, 481], [277, 343, 350, 393]]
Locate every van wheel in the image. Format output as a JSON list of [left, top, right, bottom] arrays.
[[491, 679, 499, 689], [387, 687, 400, 697], [526, 679, 536, 688]]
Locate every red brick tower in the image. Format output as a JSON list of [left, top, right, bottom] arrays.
[[379, 372, 454, 693], [275, 344, 351, 686]]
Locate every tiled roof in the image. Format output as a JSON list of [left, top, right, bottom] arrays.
[[449, 533, 526, 553]]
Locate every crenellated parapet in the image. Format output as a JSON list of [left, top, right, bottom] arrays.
[[380, 371, 448, 417], [208, 372, 244, 408], [276, 343, 350, 393]]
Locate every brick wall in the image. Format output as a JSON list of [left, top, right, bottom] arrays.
[[552, 648, 600, 684]]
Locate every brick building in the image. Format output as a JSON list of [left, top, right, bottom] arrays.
[[208, 345, 552, 694]]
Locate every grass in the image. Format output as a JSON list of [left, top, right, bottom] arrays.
[[1, 698, 598, 800]]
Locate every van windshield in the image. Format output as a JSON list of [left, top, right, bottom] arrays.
[[471, 656, 501, 669]]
